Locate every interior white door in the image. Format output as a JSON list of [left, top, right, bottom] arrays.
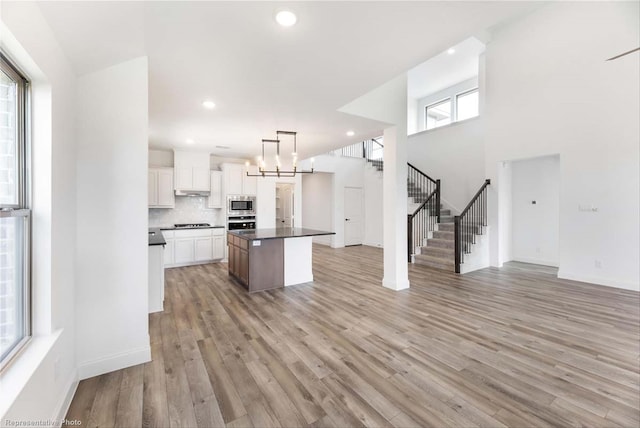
[[344, 187, 363, 246], [282, 185, 293, 227], [276, 184, 294, 227]]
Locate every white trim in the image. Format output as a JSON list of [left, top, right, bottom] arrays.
[[512, 257, 559, 268], [382, 278, 410, 291], [409, 116, 481, 137], [52, 369, 79, 427], [557, 270, 639, 292], [78, 342, 151, 380], [165, 259, 224, 269], [0, 330, 61, 418]]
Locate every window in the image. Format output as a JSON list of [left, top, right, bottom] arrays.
[[425, 98, 451, 130], [0, 53, 30, 370], [456, 88, 479, 121]]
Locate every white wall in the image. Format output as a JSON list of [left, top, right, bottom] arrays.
[[0, 2, 78, 422], [415, 77, 478, 132], [485, 1, 640, 290], [301, 173, 333, 245], [300, 155, 365, 248], [511, 155, 560, 266], [148, 148, 249, 170], [408, 117, 485, 212], [76, 56, 151, 378], [255, 175, 302, 230], [363, 165, 383, 247]]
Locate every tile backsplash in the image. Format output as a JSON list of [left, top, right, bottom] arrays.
[[149, 196, 224, 227]]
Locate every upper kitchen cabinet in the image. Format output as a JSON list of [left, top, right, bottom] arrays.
[[222, 163, 256, 195], [207, 171, 223, 208], [174, 150, 211, 192], [149, 167, 175, 208]]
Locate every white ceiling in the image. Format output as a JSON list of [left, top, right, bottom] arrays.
[[408, 37, 486, 100], [37, 1, 539, 159]]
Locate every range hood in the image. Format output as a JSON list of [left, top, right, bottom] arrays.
[[175, 190, 210, 197]]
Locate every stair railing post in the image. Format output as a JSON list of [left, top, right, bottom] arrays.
[[436, 179, 441, 223], [407, 215, 413, 263], [454, 215, 461, 273]]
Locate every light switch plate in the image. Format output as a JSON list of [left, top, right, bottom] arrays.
[[253, 240, 261, 246]]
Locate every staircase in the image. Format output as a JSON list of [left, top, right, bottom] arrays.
[[413, 211, 456, 271], [334, 138, 489, 274]]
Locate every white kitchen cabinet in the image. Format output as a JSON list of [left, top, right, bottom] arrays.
[[222, 163, 256, 195], [207, 171, 223, 208], [149, 167, 175, 208], [174, 238, 195, 264], [195, 236, 213, 261], [213, 235, 225, 260], [175, 167, 192, 190], [164, 228, 225, 267], [174, 150, 211, 191], [157, 169, 175, 206], [149, 244, 165, 313], [223, 163, 243, 195], [164, 237, 175, 265]]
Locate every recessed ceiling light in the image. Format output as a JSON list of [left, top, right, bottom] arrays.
[[186, 138, 195, 144], [447, 48, 456, 55], [346, 130, 355, 137], [216, 145, 230, 149], [202, 100, 216, 109], [275, 10, 297, 27]]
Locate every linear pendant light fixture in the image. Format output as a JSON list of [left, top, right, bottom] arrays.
[[246, 130, 314, 178]]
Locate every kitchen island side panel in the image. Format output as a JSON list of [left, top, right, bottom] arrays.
[[284, 237, 314, 286]]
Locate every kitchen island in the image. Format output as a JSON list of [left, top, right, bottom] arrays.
[[227, 228, 334, 292]]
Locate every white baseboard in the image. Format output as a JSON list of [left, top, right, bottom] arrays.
[[78, 344, 151, 380], [53, 369, 79, 427], [512, 257, 559, 267], [382, 278, 410, 291], [557, 270, 639, 292]]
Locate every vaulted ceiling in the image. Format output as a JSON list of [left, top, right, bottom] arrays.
[[37, 1, 539, 158]]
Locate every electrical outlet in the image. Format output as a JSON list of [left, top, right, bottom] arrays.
[[594, 260, 602, 269]]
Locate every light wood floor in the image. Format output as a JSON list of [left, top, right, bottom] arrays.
[[65, 245, 640, 427]]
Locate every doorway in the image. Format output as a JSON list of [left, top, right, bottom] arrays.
[[510, 154, 560, 267], [344, 187, 363, 246], [276, 183, 295, 228]]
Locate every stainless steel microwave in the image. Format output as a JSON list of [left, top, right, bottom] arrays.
[[227, 195, 256, 215]]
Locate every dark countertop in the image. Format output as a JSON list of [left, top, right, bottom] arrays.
[[157, 225, 226, 230], [148, 228, 166, 246], [228, 228, 334, 241]]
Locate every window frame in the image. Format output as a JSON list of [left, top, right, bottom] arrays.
[[0, 51, 32, 371], [424, 97, 452, 130], [455, 87, 479, 122]]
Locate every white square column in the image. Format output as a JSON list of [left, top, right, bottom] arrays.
[[382, 125, 410, 290]]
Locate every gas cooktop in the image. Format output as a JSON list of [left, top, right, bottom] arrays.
[[174, 223, 211, 228]]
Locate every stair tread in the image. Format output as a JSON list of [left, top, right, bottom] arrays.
[[414, 254, 454, 265], [421, 247, 454, 256]]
